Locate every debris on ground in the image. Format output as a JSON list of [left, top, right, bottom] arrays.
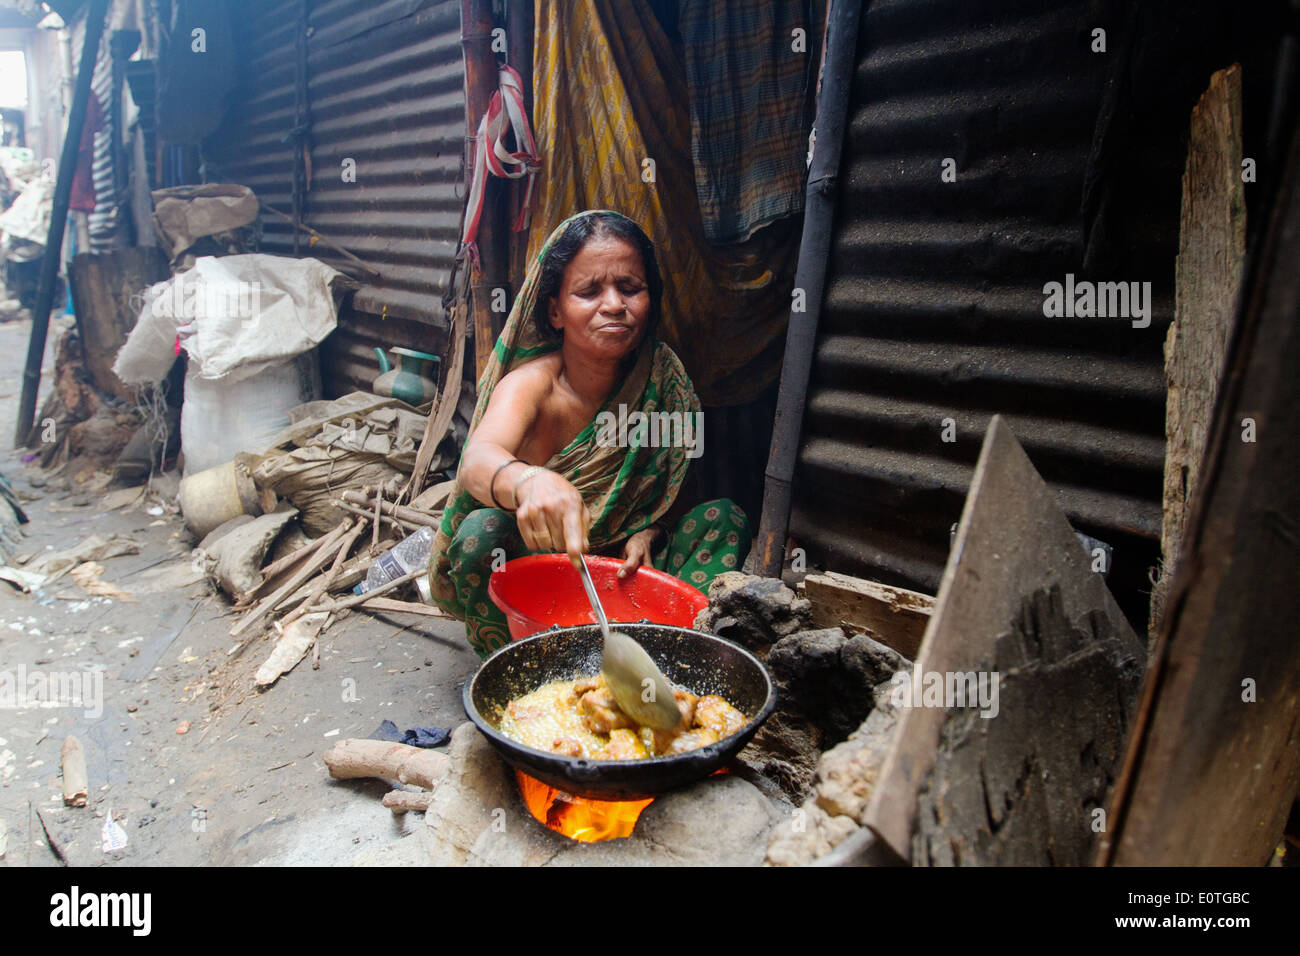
[[68, 561, 137, 602], [254, 611, 329, 688], [60, 736, 89, 807], [0, 532, 141, 592], [370, 720, 451, 749], [100, 808, 129, 853]]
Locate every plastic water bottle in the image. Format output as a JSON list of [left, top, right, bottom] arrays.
[[359, 526, 435, 602]]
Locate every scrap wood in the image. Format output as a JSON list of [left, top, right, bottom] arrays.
[[278, 538, 397, 608], [334, 499, 422, 532], [257, 533, 326, 583], [254, 611, 329, 687], [231, 519, 351, 637], [862, 417, 1144, 865], [401, 301, 465, 503], [323, 738, 450, 789], [382, 789, 434, 813], [60, 737, 88, 807], [801, 571, 934, 660], [352, 596, 453, 619], [280, 519, 364, 629], [311, 569, 422, 614], [341, 489, 441, 527], [372, 483, 383, 549]]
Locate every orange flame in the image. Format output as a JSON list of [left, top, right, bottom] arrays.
[[515, 770, 653, 842]]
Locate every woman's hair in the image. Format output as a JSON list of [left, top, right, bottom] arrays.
[[532, 212, 662, 342]]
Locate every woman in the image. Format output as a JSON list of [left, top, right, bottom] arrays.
[[428, 210, 751, 658]]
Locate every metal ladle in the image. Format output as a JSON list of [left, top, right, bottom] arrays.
[[576, 556, 682, 731]]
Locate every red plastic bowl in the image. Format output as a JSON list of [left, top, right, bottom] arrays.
[[487, 554, 709, 640]]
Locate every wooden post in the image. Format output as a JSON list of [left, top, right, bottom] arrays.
[[462, 0, 509, 382], [505, 0, 535, 291], [1150, 65, 1247, 636], [14, 0, 112, 447], [1100, 113, 1300, 868]]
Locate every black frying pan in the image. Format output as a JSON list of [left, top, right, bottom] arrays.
[[462, 623, 777, 801]]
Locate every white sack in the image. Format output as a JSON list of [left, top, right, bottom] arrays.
[[180, 353, 321, 475], [113, 254, 344, 385]]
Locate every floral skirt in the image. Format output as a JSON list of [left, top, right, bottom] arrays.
[[434, 498, 750, 659]]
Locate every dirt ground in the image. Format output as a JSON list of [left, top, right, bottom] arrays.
[[0, 314, 479, 866]]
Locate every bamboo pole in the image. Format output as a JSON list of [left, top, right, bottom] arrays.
[[14, 0, 112, 447]]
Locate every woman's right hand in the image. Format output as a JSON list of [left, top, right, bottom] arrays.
[[514, 468, 591, 566]]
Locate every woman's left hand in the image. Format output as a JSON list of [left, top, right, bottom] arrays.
[[618, 528, 659, 579]]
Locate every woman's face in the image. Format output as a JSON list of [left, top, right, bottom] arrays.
[[547, 236, 651, 361]]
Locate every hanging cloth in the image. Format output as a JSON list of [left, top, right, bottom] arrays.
[[460, 64, 540, 273]]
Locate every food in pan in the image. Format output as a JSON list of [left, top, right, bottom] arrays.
[[497, 673, 747, 760]]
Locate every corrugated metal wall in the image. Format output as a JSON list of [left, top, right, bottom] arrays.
[[791, 0, 1178, 618], [203, 0, 464, 396], [201, 1, 296, 252]]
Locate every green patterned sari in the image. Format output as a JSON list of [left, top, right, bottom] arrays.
[[428, 210, 710, 655]]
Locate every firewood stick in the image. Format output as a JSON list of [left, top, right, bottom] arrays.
[[231, 520, 351, 638], [281, 519, 364, 628], [323, 739, 450, 789], [382, 790, 435, 813], [60, 736, 88, 807], [240, 530, 336, 608], [372, 484, 383, 551], [335, 500, 421, 532], [278, 540, 397, 608], [310, 569, 421, 614], [352, 596, 453, 619], [33, 804, 70, 865], [258, 531, 332, 583], [340, 489, 442, 527]]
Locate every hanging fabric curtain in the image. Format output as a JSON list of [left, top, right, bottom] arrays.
[[526, 0, 806, 405]]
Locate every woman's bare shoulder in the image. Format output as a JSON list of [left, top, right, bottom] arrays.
[[494, 353, 562, 400]]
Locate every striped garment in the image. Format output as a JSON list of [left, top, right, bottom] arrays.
[[679, 0, 825, 244]]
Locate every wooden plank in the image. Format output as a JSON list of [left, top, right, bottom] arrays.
[[862, 416, 1145, 863], [1100, 116, 1300, 867], [68, 247, 170, 402], [1150, 65, 1246, 636], [800, 571, 933, 659]]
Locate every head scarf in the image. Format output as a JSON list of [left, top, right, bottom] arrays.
[[428, 209, 699, 615]]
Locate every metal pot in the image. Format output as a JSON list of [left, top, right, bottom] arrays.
[[462, 622, 777, 801]]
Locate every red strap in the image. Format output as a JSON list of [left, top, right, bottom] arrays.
[[461, 64, 540, 273]]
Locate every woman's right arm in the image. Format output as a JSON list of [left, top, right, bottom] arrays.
[[458, 367, 591, 563], [458, 367, 542, 510]]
